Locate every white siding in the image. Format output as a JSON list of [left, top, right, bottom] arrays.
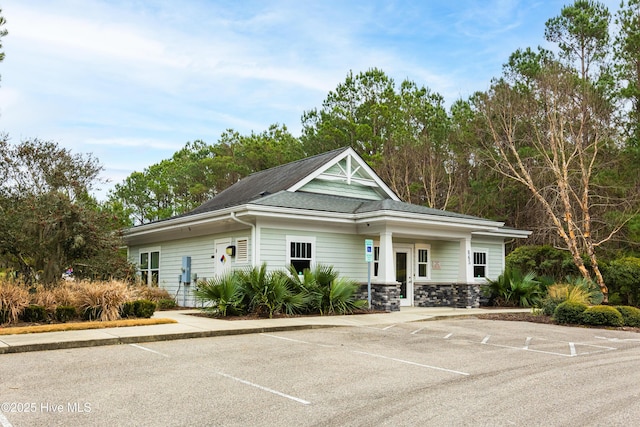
[[471, 237, 505, 281], [128, 230, 252, 301], [299, 179, 382, 200], [260, 227, 368, 280], [428, 240, 461, 282]]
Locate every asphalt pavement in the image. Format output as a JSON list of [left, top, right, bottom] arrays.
[[0, 306, 530, 354]]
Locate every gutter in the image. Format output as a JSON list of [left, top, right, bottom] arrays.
[[230, 212, 257, 267]]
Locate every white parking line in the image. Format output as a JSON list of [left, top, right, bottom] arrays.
[[352, 350, 470, 376], [218, 372, 311, 405], [410, 327, 426, 335], [524, 337, 532, 350], [129, 344, 170, 358], [481, 335, 491, 344], [444, 333, 453, 339], [569, 343, 577, 357], [261, 334, 311, 344], [0, 411, 13, 427], [382, 324, 397, 330]]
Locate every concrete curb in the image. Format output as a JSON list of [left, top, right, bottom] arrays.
[[0, 324, 339, 355], [0, 308, 532, 355]]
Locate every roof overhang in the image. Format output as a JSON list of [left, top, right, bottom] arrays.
[[125, 201, 528, 246]]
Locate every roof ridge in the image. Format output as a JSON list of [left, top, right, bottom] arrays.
[[244, 146, 350, 178]]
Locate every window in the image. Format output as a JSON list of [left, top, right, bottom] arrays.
[[236, 237, 249, 263], [373, 246, 380, 277], [416, 245, 430, 279], [140, 249, 160, 285], [287, 236, 315, 275], [473, 251, 487, 278]]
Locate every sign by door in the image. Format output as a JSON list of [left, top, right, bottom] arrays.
[[365, 239, 374, 263]]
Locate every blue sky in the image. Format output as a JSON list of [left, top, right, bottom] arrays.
[[0, 0, 620, 199]]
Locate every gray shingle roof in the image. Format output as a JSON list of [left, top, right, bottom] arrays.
[[252, 191, 495, 222], [184, 147, 350, 216]]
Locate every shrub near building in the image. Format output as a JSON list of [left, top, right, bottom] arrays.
[[581, 306, 624, 327]]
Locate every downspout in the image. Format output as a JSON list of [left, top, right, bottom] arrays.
[[230, 212, 256, 267]]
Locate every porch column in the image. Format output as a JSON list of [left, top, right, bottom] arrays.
[[378, 231, 396, 283], [458, 237, 473, 283]]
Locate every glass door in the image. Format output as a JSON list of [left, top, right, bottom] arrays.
[[395, 246, 413, 307]]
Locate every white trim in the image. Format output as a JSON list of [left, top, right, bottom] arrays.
[[139, 246, 161, 285], [286, 235, 316, 274], [415, 244, 431, 280], [472, 249, 488, 279], [286, 148, 401, 201]]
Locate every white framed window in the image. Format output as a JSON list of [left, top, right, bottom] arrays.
[[235, 237, 249, 263], [286, 236, 315, 275], [473, 250, 488, 278], [415, 244, 431, 279], [139, 248, 160, 285], [373, 246, 380, 277]]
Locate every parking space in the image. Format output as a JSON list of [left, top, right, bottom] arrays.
[[1, 319, 639, 426]]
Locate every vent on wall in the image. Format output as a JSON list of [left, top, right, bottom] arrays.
[[236, 238, 249, 263]]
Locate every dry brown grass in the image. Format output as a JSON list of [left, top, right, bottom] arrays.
[[0, 317, 177, 335], [0, 281, 30, 325], [76, 280, 131, 321], [130, 284, 172, 302]]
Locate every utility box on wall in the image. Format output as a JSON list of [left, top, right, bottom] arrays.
[[181, 256, 192, 284]]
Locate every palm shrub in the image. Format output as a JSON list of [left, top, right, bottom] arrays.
[[553, 301, 588, 324], [194, 273, 245, 317], [581, 305, 624, 327], [237, 264, 307, 318], [286, 264, 338, 313], [325, 277, 367, 315], [614, 306, 640, 327], [483, 267, 541, 307]]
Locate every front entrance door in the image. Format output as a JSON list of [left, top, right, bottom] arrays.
[[395, 246, 413, 307]]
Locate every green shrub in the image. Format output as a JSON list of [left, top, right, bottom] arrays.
[[615, 306, 640, 327], [553, 301, 588, 324], [120, 301, 136, 318], [506, 245, 578, 280], [82, 306, 102, 321], [21, 304, 48, 323], [133, 299, 156, 318], [539, 279, 603, 316], [157, 298, 177, 310], [602, 257, 640, 306], [581, 305, 624, 327], [55, 305, 77, 323]]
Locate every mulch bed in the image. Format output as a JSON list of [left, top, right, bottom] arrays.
[[475, 311, 640, 333]]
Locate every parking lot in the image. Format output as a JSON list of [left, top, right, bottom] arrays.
[[1, 318, 639, 426]]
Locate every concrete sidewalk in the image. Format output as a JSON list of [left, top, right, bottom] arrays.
[[0, 307, 531, 354]]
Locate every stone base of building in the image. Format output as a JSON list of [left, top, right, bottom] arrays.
[[357, 282, 400, 312], [357, 282, 480, 311], [414, 282, 481, 308]]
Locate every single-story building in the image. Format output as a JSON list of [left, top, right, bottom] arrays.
[[124, 147, 530, 310]]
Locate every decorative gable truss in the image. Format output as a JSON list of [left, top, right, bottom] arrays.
[[288, 149, 400, 201]]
